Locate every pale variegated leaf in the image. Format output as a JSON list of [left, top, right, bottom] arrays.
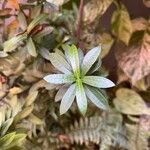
[[27, 14, 48, 34], [55, 85, 69, 102], [3, 33, 27, 52], [83, 0, 113, 24], [76, 79, 87, 115], [67, 45, 80, 77], [111, 3, 132, 45], [83, 76, 115, 88], [1, 118, 13, 136], [60, 84, 76, 115], [81, 46, 101, 76], [39, 47, 51, 60], [113, 88, 150, 115], [89, 59, 101, 74], [49, 53, 72, 74], [26, 37, 37, 57], [116, 30, 150, 83], [62, 44, 71, 64], [78, 48, 84, 65], [17, 11, 27, 31], [85, 85, 109, 110], [44, 74, 75, 84]]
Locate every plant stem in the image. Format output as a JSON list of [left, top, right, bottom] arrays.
[[75, 0, 84, 48]]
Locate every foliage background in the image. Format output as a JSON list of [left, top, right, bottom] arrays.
[[0, 0, 150, 150]]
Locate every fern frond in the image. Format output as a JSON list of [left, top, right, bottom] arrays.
[[65, 112, 128, 149]]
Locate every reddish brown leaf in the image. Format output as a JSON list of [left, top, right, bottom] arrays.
[[116, 31, 150, 83], [7, 0, 20, 10]]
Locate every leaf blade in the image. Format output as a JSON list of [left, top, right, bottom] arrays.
[[44, 74, 75, 84], [49, 53, 72, 74], [83, 76, 115, 88], [60, 84, 76, 115], [26, 37, 37, 57], [76, 79, 87, 115], [81, 46, 101, 76], [85, 85, 109, 110]]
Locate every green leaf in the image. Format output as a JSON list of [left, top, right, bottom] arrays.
[[76, 79, 87, 115], [26, 37, 37, 57], [0, 132, 16, 147], [111, 3, 132, 45], [85, 85, 109, 110], [60, 84, 76, 115], [67, 45, 80, 78], [17, 11, 27, 31], [3, 33, 27, 52], [81, 46, 101, 76], [44, 74, 75, 84], [113, 88, 150, 115], [49, 53, 72, 74], [27, 14, 48, 34], [8, 133, 26, 148], [83, 76, 115, 88], [55, 85, 69, 102], [31, 5, 42, 19], [25, 91, 38, 107]]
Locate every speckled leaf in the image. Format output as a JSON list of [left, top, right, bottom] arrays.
[[60, 84, 76, 115], [85, 86, 109, 110], [49, 53, 72, 74], [81, 46, 101, 76], [84, 0, 113, 24], [83, 76, 115, 88], [76, 79, 87, 115], [116, 30, 150, 83], [44, 74, 75, 84]]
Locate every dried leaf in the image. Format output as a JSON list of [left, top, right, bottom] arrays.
[[113, 88, 150, 115], [46, 0, 69, 6], [17, 11, 27, 31]]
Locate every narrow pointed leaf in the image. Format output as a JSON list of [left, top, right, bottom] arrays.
[[3, 33, 27, 52], [55, 85, 69, 102], [85, 85, 109, 110], [39, 47, 51, 60], [62, 44, 71, 64], [60, 84, 76, 115], [81, 46, 101, 75], [83, 76, 115, 88], [49, 53, 72, 74], [18, 11, 27, 31], [26, 37, 37, 57], [76, 79, 87, 115], [78, 48, 84, 65], [44, 74, 75, 84], [67, 45, 80, 77], [0, 132, 16, 147], [27, 14, 48, 34]]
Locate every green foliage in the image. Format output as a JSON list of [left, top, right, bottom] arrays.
[[44, 45, 114, 115]]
